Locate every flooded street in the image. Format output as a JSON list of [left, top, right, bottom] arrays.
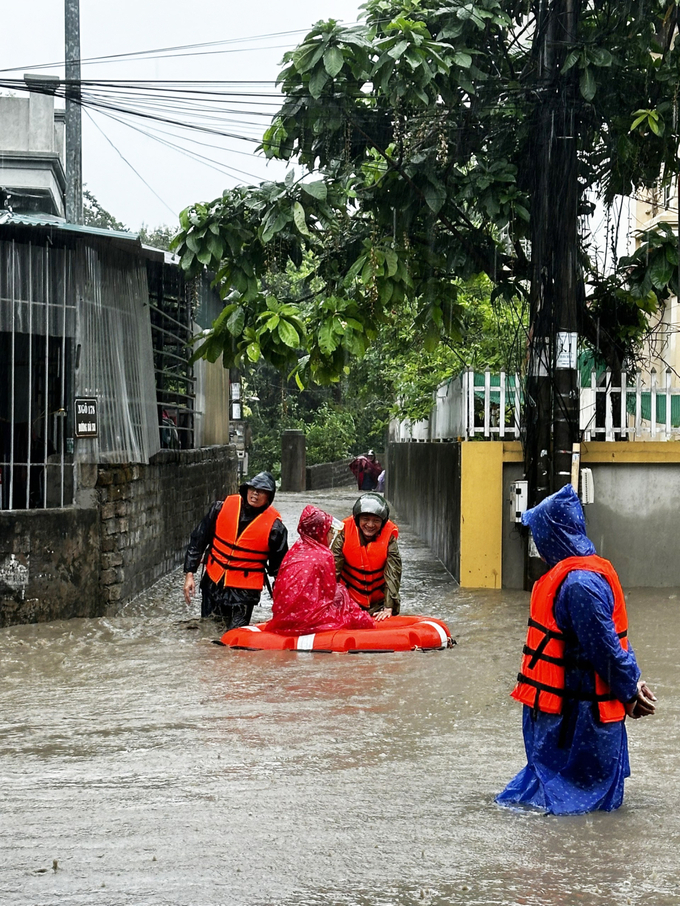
[[2, 487, 680, 906]]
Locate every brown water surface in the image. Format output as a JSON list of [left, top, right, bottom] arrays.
[[1, 489, 679, 905]]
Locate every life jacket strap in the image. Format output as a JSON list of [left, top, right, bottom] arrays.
[[527, 617, 566, 641], [213, 535, 270, 559], [342, 562, 386, 580], [522, 644, 567, 668], [341, 573, 386, 596], [517, 673, 618, 703]]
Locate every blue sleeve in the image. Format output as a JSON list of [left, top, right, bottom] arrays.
[[554, 571, 640, 702]]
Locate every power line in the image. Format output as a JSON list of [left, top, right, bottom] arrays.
[[0, 24, 363, 75], [85, 109, 177, 217], [89, 106, 268, 184]]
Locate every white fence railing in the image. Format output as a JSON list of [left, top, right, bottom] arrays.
[[390, 367, 680, 442], [581, 367, 680, 441]]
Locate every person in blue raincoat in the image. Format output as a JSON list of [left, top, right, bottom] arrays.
[[496, 485, 656, 815]]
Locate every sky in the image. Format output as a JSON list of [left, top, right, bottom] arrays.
[[2, 0, 365, 231]]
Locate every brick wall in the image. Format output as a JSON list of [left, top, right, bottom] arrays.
[[97, 445, 238, 607], [0, 507, 100, 627], [306, 458, 356, 490], [0, 445, 238, 626]]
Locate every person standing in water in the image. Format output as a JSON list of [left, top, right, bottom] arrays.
[[496, 485, 656, 815], [183, 471, 288, 629]]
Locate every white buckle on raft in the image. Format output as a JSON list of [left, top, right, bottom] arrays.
[[417, 621, 448, 648], [296, 634, 316, 651], [244, 625, 262, 632]]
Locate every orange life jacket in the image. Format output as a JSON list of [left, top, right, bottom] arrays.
[[205, 494, 280, 590], [512, 555, 629, 723], [340, 516, 399, 608]]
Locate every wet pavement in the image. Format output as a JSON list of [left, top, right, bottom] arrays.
[[1, 487, 680, 905]]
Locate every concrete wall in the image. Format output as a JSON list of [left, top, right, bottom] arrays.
[[497, 443, 680, 589], [0, 91, 65, 217], [502, 461, 526, 589], [576, 461, 680, 587], [0, 92, 60, 154], [386, 442, 461, 580], [306, 458, 355, 490], [0, 507, 100, 627], [0, 444, 238, 626]]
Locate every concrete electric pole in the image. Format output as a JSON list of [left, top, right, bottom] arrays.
[[525, 0, 581, 585], [65, 0, 83, 223]]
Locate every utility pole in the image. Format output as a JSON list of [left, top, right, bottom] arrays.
[[525, 0, 581, 585], [65, 0, 82, 223]]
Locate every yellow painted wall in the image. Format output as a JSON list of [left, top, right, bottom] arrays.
[[459, 443, 505, 588], [581, 441, 680, 464], [458, 440, 680, 589]]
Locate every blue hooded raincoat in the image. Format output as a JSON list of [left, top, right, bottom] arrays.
[[496, 485, 640, 815]]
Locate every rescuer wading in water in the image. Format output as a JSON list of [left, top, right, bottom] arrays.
[[496, 485, 656, 815], [331, 493, 402, 623], [183, 471, 288, 629]]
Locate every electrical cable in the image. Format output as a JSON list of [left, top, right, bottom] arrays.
[[84, 109, 177, 217], [0, 25, 363, 75], [89, 105, 268, 183]]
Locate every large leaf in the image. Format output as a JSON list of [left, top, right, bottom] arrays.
[[293, 201, 311, 237], [323, 46, 344, 77], [423, 181, 447, 214], [453, 51, 472, 68], [387, 39, 409, 60], [246, 342, 261, 363], [227, 307, 246, 336], [278, 319, 301, 348], [186, 233, 203, 254], [649, 253, 674, 289], [206, 233, 224, 261], [579, 66, 596, 101], [301, 181, 328, 201], [309, 66, 329, 98]]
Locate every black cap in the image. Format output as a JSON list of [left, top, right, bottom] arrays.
[[240, 470, 276, 502]]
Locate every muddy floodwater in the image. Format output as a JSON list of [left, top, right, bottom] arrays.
[[2, 488, 680, 906]]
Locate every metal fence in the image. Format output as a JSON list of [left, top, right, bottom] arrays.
[[0, 239, 76, 509], [581, 368, 680, 441], [392, 367, 680, 443], [1, 234, 163, 511]]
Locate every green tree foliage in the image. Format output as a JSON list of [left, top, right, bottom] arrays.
[[173, 1, 680, 382], [138, 224, 177, 250], [83, 189, 127, 231]]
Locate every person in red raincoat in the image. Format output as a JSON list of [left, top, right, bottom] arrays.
[[267, 505, 375, 636]]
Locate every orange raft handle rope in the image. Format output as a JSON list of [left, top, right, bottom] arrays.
[[219, 615, 454, 653]]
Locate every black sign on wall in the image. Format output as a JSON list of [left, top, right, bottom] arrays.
[[75, 398, 98, 438]]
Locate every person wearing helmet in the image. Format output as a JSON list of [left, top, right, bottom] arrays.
[[331, 492, 402, 622], [183, 471, 288, 628]]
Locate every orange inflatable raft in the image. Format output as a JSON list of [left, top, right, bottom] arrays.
[[219, 614, 453, 653]]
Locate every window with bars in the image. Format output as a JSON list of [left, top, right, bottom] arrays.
[[147, 259, 195, 450]]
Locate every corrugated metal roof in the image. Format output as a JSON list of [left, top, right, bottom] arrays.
[[0, 211, 167, 261], [0, 210, 139, 240]]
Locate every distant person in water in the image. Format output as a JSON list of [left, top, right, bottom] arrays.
[[267, 505, 374, 636], [183, 471, 288, 629], [332, 493, 401, 622], [496, 485, 656, 816], [349, 450, 382, 491]]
